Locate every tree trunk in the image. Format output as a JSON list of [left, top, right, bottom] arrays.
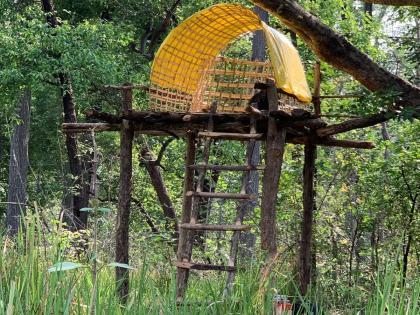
[[6, 89, 31, 236], [40, 0, 90, 229], [403, 231, 413, 283], [330, 228, 339, 296], [251, 6, 268, 61], [310, 62, 321, 285], [401, 167, 417, 283], [348, 218, 361, 287], [299, 144, 316, 295], [381, 122, 391, 159], [132, 197, 159, 234], [370, 218, 379, 272], [146, 0, 183, 56], [195, 169, 219, 256], [60, 74, 89, 228]]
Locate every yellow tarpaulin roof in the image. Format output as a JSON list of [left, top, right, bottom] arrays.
[[150, 3, 312, 104], [261, 22, 312, 103]]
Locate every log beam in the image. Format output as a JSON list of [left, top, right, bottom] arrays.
[[315, 112, 391, 137], [62, 123, 375, 149], [289, 136, 375, 149], [85, 109, 122, 123], [84, 106, 412, 139]]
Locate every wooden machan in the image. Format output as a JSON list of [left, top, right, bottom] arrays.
[[61, 3, 379, 304], [63, 78, 375, 301]]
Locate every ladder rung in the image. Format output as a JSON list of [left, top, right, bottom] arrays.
[[189, 164, 265, 171], [186, 191, 256, 200], [180, 223, 251, 231], [197, 131, 263, 141], [173, 261, 236, 272]]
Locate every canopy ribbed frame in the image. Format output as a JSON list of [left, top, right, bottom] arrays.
[[149, 4, 310, 113]]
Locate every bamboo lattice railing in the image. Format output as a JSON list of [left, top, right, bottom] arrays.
[[149, 57, 305, 113]]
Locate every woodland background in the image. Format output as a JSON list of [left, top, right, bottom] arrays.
[[0, 0, 418, 314]]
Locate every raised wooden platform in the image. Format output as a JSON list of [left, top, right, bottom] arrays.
[[61, 108, 374, 149]]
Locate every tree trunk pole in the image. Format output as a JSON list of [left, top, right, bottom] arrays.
[[251, 6, 268, 61], [299, 61, 323, 291], [299, 144, 316, 295], [260, 80, 286, 254], [313, 61, 322, 117], [6, 88, 31, 236], [115, 84, 134, 301]]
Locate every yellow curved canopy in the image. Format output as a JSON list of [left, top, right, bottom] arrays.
[[150, 3, 312, 104]]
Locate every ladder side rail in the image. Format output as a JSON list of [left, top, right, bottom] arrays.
[[176, 131, 198, 302]]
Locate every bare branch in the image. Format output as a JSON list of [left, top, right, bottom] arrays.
[[251, 0, 420, 113], [364, 0, 420, 6], [147, 0, 182, 56]]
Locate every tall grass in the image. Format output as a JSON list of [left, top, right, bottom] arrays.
[[0, 214, 418, 314]]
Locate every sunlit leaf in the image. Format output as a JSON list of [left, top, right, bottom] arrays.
[[107, 262, 135, 270], [48, 262, 84, 272], [80, 207, 93, 212], [98, 207, 111, 214]]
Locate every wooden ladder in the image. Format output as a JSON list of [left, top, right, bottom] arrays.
[[175, 103, 264, 302]]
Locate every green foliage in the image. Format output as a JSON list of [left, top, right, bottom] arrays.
[[48, 261, 85, 272]]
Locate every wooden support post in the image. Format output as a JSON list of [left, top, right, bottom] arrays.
[[115, 84, 134, 300], [260, 80, 286, 254], [176, 131, 196, 302], [299, 144, 316, 295], [298, 61, 321, 295], [313, 61, 322, 117]]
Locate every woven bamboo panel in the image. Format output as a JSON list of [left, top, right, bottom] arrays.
[[194, 56, 274, 112], [149, 84, 192, 112], [195, 57, 306, 112], [149, 56, 306, 113]]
